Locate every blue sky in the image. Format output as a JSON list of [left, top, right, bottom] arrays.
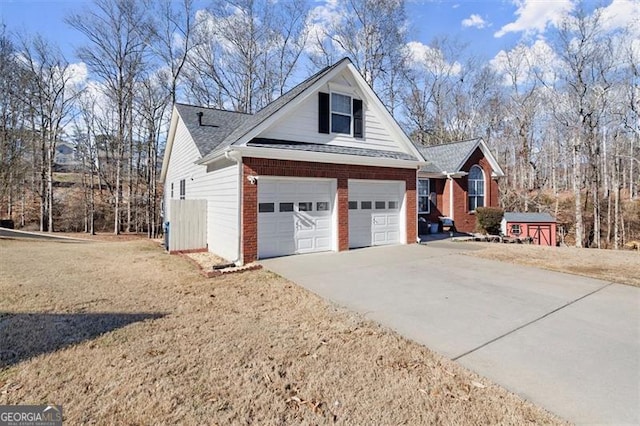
[[1, 0, 637, 69]]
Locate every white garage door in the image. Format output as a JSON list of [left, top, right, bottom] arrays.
[[349, 180, 404, 248], [258, 179, 334, 259]]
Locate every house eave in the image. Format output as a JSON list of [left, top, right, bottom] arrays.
[[197, 146, 424, 169]]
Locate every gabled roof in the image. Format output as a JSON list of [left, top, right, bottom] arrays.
[[415, 138, 505, 177], [213, 58, 351, 155], [416, 139, 479, 174], [504, 212, 556, 223], [174, 103, 251, 156]]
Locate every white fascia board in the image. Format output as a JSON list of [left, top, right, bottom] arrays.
[[345, 63, 425, 162], [480, 140, 506, 177], [445, 171, 468, 178], [199, 146, 423, 169], [454, 138, 505, 177], [160, 105, 180, 182]]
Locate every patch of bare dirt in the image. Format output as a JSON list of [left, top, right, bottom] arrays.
[[186, 251, 230, 268], [467, 243, 640, 287], [0, 239, 564, 424]]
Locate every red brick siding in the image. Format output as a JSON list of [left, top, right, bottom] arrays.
[[454, 148, 501, 233], [242, 157, 417, 263]]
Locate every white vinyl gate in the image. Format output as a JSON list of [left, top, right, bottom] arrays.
[[168, 199, 207, 251]]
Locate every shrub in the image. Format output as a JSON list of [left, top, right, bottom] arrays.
[[475, 207, 504, 235]]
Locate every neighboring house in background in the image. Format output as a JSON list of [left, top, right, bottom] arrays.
[[502, 212, 557, 246], [53, 141, 80, 171], [414, 138, 505, 234], [161, 58, 425, 264]]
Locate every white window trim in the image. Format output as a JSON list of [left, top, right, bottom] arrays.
[[330, 91, 352, 135], [468, 165, 485, 212], [418, 178, 430, 214]]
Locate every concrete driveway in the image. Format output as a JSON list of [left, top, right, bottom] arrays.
[[261, 243, 640, 425]]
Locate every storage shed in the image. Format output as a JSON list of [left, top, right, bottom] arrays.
[[501, 212, 557, 246]]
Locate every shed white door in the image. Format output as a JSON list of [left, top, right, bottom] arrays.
[[258, 179, 334, 258], [349, 180, 404, 248]]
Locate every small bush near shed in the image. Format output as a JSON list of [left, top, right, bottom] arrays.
[[475, 207, 504, 235]]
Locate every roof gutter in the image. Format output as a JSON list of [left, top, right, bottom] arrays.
[[202, 146, 426, 169]]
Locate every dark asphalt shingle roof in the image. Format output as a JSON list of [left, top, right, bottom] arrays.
[[175, 103, 251, 156], [504, 212, 556, 223], [248, 138, 418, 161], [415, 138, 480, 173]]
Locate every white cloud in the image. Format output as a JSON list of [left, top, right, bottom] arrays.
[[406, 41, 462, 75], [462, 14, 488, 29], [490, 39, 560, 85], [599, 0, 640, 35], [304, 0, 346, 55], [495, 0, 574, 38], [65, 62, 88, 89]]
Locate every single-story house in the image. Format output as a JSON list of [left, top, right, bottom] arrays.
[[161, 58, 427, 264], [414, 139, 505, 234], [501, 212, 557, 246]]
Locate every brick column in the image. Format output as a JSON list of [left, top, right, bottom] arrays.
[[242, 163, 258, 263], [337, 177, 349, 251], [404, 173, 417, 244]]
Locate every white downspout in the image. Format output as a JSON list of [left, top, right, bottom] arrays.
[[225, 149, 244, 266]]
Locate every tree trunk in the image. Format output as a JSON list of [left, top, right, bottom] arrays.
[[573, 139, 584, 248], [47, 140, 55, 233], [614, 157, 621, 249]]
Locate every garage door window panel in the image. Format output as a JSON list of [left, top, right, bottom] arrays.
[[348, 201, 358, 210], [279, 202, 294, 212], [298, 202, 313, 212], [259, 203, 275, 213], [361, 201, 372, 210], [375, 201, 386, 210], [317, 202, 330, 211]]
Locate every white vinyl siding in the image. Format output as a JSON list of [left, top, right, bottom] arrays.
[[259, 72, 398, 151], [164, 116, 240, 261]]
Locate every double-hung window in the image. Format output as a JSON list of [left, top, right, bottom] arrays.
[[468, 165, 484, 211], [331, 93, 351, 134], [418, 179, 430, 213]]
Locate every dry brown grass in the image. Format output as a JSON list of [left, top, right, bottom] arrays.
[[0, 239, 564, 425], [467, 243, 640, 287]]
